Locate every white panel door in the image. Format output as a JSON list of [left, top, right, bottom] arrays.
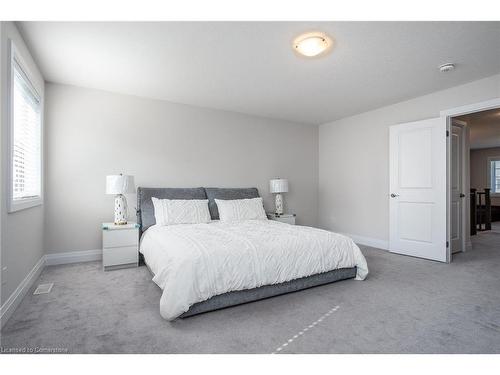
[[450, 122, 464, 253], [389, 117, 448, 262]]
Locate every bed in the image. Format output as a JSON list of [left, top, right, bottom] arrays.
[[137, 187, 368, 320]]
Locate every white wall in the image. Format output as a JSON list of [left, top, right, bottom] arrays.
[[319, 74, 500, 245], [0, 22, 3, 310], [467, 112, 500, 150], [0, 22, 45, 307], [44, 83, 318, 254]]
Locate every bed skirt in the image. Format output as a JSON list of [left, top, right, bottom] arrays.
[[179, 267, 357, 318]]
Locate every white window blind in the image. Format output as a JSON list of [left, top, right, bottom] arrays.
[[12, 59, 42, 201], [491, 159, 500, 194]]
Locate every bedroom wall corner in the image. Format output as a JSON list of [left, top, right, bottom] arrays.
[[318, 74, 500, 247]]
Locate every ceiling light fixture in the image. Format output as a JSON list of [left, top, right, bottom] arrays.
[[439, 63, 455, 73], [293, 32, 333, 58]]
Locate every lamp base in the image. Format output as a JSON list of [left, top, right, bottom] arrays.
[[114, 194, 128, 225], [275, 193, 284, 215]]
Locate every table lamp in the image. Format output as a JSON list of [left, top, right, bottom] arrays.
[[106, 174, 135, 225], [270, 178, 289, 215]]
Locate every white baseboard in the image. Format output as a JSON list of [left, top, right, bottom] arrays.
[[45, 249, 102, 266], [0, 255, 45, 329], [342, 233, 389, 250], [1, 249, 103, 328]]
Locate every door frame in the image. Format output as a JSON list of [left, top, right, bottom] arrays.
[[441, 98, 500, 260], [450, 119, 467, 254]]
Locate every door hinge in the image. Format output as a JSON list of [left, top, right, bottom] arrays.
[[446, 130, 450, 137], [446, 241, 449, 248]]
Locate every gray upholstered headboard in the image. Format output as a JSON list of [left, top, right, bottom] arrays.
[[205, 187, 259, 220], [136, 187, 207, 235], [136, 187, 260, 235]]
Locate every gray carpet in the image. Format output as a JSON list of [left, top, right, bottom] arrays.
[[1, 232, 500, 354]]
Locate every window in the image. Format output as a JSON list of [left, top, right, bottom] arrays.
[[8, 41, 43, 212], [489, 157, 500, 195]]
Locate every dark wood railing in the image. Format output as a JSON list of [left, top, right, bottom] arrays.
[[470, 188, 491, 235], [470, 188, 477, 236]]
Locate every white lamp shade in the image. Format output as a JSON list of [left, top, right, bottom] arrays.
[[106, 175, 135, 195], [270, 178, 289, 193]]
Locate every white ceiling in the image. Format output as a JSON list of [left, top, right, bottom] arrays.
[[18, 21, 500, 125], [458, 108, 500, 149]]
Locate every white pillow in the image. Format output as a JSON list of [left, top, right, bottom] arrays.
[[151, 198, 211, 225], [215, 197, 267, 222]]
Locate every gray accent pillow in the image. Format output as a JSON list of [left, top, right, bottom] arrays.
[[205, 187, 260, 220], [137, 187, 207, 233]]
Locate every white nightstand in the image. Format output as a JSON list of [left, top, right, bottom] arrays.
[[102, 222, 139, 271], [266, 213, 296, 225]]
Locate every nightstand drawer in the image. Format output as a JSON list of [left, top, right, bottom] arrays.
[[103, 229, 138, 248], [266, 213, 296, 225], [103, 246, 138, 266], [275, 216, 295, 225]]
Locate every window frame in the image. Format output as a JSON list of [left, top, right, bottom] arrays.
[[7, 40, 44, 213], [487, 156, 500, 197]]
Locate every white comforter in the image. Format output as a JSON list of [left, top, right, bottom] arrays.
[[140, 220, 368, 320]]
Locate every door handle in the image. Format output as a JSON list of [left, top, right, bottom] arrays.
[[390, 193, 399, 198], [460, 193, 465, 198]]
